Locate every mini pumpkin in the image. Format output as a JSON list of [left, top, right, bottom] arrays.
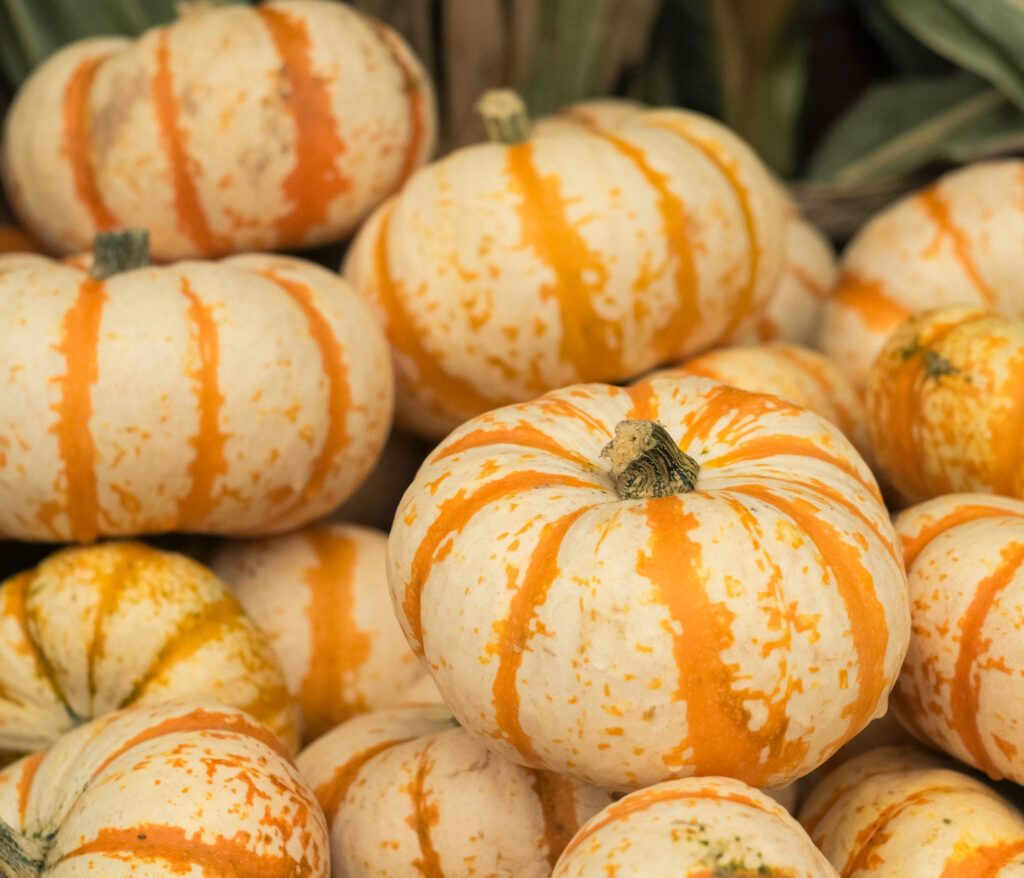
[[0, 701, 329, 878], [552, 775, 839, 877], [865, 304, 1024, 505], [386, 374, 909, 791], [209, 522, 426, 744], [890, 492, 1024, 784], [1, 0, 436, 260], [0, 236, 393, 542], [344, 90, 788, 437], [798, 746, 1024, 876], [296, 704, 612, 878], [0, 540, 298, 756]]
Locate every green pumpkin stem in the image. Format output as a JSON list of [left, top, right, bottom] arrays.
[[601, 420, 699, 500], [475, 89, 532, 144], [90, 229, 150, 280], [0, 819, 46, 878]]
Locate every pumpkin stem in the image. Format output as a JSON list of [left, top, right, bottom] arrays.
[[601, 420, 699, 500], [475, 89, 532, 144], [89, 229, 150, 280], [0, 819, 46, 878]]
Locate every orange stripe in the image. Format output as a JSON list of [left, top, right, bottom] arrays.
[[402, 471, 602, 653], [595, 130, 699, 360], [256, 269, 352, 525], [300, 527, 371, 742], [530, 770, 584, 869], [313, 737, 412, 824], [407, 742, 444, 877], [257, 6, 353, 247], [986, 344, 1024, 498], [919, 187, 999, 305], [831, 272, 910, 333], [940, 840, 1024, 877], [644, 117, 760, 335], [16, 752, 45, 826], [151, 32, 231, 255], [950, 541, 1024, 778], [176, 277, 229, 527], [900, 503, 1024, 568], [62, 55, 118, 231], [50, 276, 106, 542], [434, 421, 594, 469], [491, 507, 591, 764], [370, 204, 499, 424], [505, 142, 621, 382], [366, 19, 430, 187]]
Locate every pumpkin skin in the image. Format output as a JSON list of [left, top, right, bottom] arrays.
[[0, 701, 329, 878], [0, 250, 393, 542], [552, 775, 839, 878], [818, 159, 1024, 392], [798, 746, 1024, 876], [295, 704, 612, 878], [209, 522, 426, 745], [0, 0, 436, 261], [344, 105, 788, 438], [652, 341, 870, 460], [386, 374, 909, 791], [890, 493, 1024, 784], [865, 305, 1024, 505], [0, 225, 44, 254], [0, 540, 298, 756]]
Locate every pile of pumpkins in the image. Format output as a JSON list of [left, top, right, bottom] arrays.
[[3, 1, 1024, 875]]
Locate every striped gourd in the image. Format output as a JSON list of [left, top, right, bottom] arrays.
[[0, 541, 298, 756], [552, 776, 839, 877], [0, 246, 393, 542], [0, 702, 328, 878], [344, 91, 789, 438], [295, 704, 612, 878], [799, 746, 1024, 876], [386, 374, 909, 791], [892, 493, 1024, 783], [818, 160, 1024, 392], [210, 522, 426, 745], [0, 0, 436, 261]]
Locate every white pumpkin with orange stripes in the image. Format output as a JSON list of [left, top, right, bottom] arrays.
[[386, 374, 909, 791], [295, 704, 612, 878], [0, 540, 298, 756], [0, 702, 329, 878], [0, 0, 436, 261], [798, 746, 1024, 876], [0, 243, 392, 542], [818, 159, 1024, 392], [891, 493, 1024, 784], [210, 522, 426, 745], [344, 91, 789, 438], [552, 775, 839, 877]]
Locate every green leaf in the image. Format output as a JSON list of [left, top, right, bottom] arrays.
[[853, 0, 953, 74], [882, 0, 1024, 108], [806, 72, 1011, 185]]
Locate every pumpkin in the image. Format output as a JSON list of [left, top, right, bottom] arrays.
[[0, 540, 299, 756], [0, 225, 44, 255], [295, 703, 612, 878], [343, 89, 789, 438], [0, 0, 436, 261], [0, 235, 393, 542], [551, 775, 839, 877], [798, 746, 1024, 876], [0, 701, 329, 877], [889, 492, 1024, 784], [209, 522, 426, 745], [865, 305, 1024, 505], [386, 374, 909, 791], [651, 341, 870, 460], [818, 159, 1024, 393]]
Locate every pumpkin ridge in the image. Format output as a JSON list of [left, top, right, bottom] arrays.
[[15, 752, 45, 827], [529, 769, 583, 868], [407, 740, 444, 878]]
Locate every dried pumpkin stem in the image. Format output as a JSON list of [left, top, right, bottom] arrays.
[[89, 229, 150, 280], [475, 89, 532, 144], [0, 819, 46, 878], [601, 420, 699, 500]]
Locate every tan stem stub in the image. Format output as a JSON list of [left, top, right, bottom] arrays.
[[89, 229, 150, 280], [601, 419, 699, 500], [0, 819, 46, 878], [474, 89, 532, 144]]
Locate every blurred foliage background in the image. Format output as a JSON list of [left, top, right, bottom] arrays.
[[4, 0, 1024, 241]]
